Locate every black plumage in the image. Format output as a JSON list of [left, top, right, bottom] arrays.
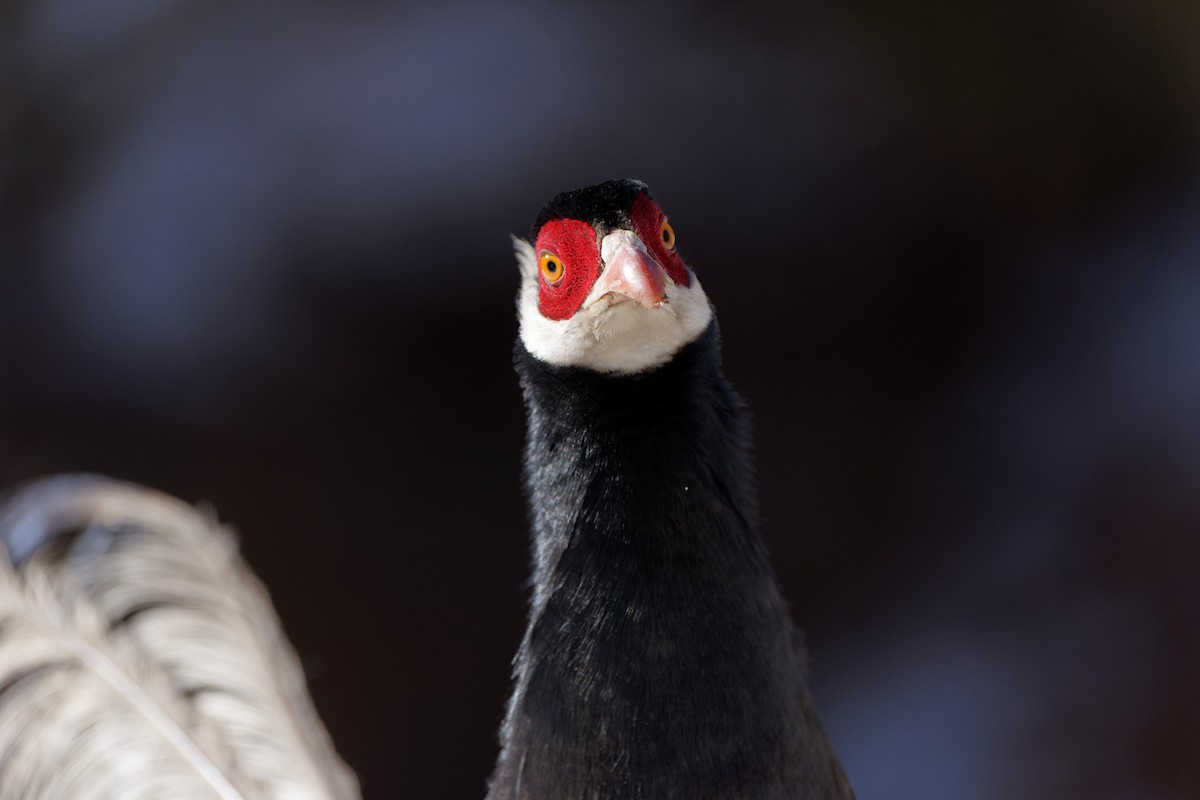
[[490, 181, 853, 799], [530, 179, 648, 240]]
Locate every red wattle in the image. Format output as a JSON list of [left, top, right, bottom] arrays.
[[536, 219, 601, 321], [630, 193, 690, 287]]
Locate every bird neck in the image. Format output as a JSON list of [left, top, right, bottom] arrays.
[[516, 321, 761, 596], [492, 321, 819, 799]]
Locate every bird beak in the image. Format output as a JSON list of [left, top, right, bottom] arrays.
[[593, 230, 668, 309]]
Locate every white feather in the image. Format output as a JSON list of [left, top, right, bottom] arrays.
[[0, 476, 360, 800], [513, 235, 713, 374]]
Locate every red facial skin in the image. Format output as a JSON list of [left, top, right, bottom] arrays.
[[630, 194, 690, 288], [535, 193, 689, 321], [535, 218, 601, 321]]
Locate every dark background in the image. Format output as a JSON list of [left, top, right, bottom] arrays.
[[3, 1, 1199, 798]]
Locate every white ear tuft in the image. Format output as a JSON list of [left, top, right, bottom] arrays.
[[512, 236, 537, 281]]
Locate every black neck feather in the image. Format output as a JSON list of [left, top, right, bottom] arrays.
[[489, 322, 850, 800]]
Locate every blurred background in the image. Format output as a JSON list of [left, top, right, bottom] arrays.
[[2, 1, 1199, 797]]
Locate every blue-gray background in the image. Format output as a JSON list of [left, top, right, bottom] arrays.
[[3, 2, 1198, 797]]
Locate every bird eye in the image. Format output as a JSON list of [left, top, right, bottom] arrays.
[[539, 251, 565, 285], [660, 219, 676, 251]]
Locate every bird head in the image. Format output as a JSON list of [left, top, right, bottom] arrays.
[[515, 179, 713, 374]]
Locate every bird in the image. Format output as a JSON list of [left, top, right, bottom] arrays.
[[0, 180, 852, 800], [486, 178, 854, 799], [0, 475, 360, 800]]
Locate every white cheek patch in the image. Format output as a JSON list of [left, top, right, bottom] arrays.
[[513, 236, 713, 374]]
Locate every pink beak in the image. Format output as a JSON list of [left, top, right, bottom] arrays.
[[593, 231, 667, 309]]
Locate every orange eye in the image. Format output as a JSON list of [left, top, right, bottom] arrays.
[[539, 251, 565, 285], [660, 219, 676, 251]]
